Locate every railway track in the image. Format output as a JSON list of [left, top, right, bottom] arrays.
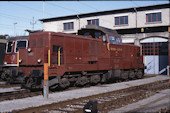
[[0, 84, 21, 88], [0, 90, 42, 102], [0, 81, 21, 88], [0, 74, 160, 102], [127, 94, 170, 113], [14, 79, 169, 113]]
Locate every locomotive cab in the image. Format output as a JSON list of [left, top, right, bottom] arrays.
[[1, 36, 29, 82]]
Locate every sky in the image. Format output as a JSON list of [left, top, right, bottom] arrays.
[[0, 1, 169, 36]]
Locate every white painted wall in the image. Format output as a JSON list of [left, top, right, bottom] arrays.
[[137, 8, 170, 28], [140, 37, 168, 43], [42, 8, 170, 34]]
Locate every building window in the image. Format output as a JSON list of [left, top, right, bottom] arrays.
[[141, 42, 168, 56], [63, 22, 74, 30], [146, 12, 161, 23], [115, 16, 128, 25], [87, 19, 99, 26]]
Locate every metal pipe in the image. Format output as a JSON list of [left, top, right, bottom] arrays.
[[134, 8, 139, 46], [134, 8, 137, 38], [77, 15, 80, 30]]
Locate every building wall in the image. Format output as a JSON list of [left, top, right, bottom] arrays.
[[122, 32, 169, 43], [42, 7, 170, 34]]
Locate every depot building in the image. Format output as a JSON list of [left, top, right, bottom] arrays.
[[40, 3, 170, 75]]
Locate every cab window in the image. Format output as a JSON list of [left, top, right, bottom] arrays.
[[15, 40, 28, 52], [116, 37, 122, 45], [109, 35, 122, 45], [83, 32, 90, 36], [102, 34, 107, 43], [6, 41, 13, 53], [109, 35, 117, 44], [94, 32, 101, 39], [53, 45, 63, 53]]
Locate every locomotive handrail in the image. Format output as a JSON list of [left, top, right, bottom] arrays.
[[48, 49, 50, 67], [107, 43, 110, 51], [17, 51, 19, 67], [58, 47, 61, 66]]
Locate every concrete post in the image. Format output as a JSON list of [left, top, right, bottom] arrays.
[[167, 66, 169, 76], [43, 80, 49, 99], [43, 63, 49, 99]]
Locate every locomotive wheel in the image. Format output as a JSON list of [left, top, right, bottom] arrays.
[[101, 74, 107, 83], [59, 78, 70, 89], [129, 70, 135, 79], [26, 77, 34, 89], [120, 71, 129, 80], [136, 70, 143, 79], [1, 70, 10, 81], [76, 76, 88, 86], [90, 75, 100, 85]]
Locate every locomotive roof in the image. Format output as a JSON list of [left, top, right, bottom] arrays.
[[7, 36, 29, 41], [78, 25, 120, 36]]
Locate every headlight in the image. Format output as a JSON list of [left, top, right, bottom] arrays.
[[37, 58, 41, 63], [4, 61, 7, 65], [28, 48, 32, 53], [19, 59, 22, 63]]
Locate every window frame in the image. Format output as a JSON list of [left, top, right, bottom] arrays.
[[87, 19, 99, 26], [108, 35, 122, 45], [146, 12, 162, 23], [6, 41, 14, 54], [115, 15, 128, 26], [14, 39, 28, 53], [63, 22, 74, 31]]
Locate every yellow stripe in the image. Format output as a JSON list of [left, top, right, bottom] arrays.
[[144, 56, 146, 65], [48, 49, 50, 67], [58, 49, 60, 66], [107, 43, 110, 51], [17, 52, 19, 67]]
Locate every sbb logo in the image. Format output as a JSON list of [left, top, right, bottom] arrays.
[[10, 55, 15, 62]]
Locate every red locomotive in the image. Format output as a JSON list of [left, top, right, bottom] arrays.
[[1, 36, 29, 83], [18, 25, 144, 89]]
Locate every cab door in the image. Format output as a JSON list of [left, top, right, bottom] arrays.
[[51, 36, 64, 66], [108, 35, 123, 69]]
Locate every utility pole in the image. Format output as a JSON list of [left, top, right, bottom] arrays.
[[30, 17, 36, 30], [43, 1, 45, 19], [13, 22, 17, 36]]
